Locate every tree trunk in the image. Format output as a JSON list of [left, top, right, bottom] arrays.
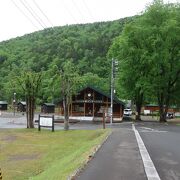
[[26, 96, 35, 128], [63, 96, 69, 130], [135, 104, 142, 121], [29, 97, 35, 128], [135, 92, 143, 121], [158, 93, 167, 122], [159, 104, 168, 122], [159, 113, 167, 122]]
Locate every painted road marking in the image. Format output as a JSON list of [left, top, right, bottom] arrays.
[[139, 127, 167, 133], [132, 124, 161, 180], [142, 127, 154, 130], [140, 130, 167, 133]]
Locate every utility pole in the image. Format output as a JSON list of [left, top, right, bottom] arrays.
[[110, 58, 118, 125], [110, 59, 114, 124]]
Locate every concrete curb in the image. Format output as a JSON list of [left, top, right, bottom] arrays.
[[67, 130, 112, 180]]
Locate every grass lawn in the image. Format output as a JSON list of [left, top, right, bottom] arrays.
[[0, 128, 110, 180]]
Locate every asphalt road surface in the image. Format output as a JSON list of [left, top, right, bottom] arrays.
[[77, 123, 146, 180], [77, 122, 180, 180], [136, 122, 180, 180]]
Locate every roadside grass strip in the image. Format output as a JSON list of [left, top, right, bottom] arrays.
[[132, 124, 161, 180], [0, 128, 110, 180]]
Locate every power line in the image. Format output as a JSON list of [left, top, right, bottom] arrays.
[[71, 0, 85, 23], [19, 0, 46, 29], [61, 0, 78, 24], [32, 0, 54, 27], [21, 0, 48, 28], [82, 0, 95, 22], [11, 0, 39, 30]]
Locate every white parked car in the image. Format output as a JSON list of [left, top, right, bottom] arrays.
[[123, 108, 132, 116]]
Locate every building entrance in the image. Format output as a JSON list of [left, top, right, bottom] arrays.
[[85, 103, 93, 116]]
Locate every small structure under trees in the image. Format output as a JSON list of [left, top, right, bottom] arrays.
[[0, 101, 8, 110], [144, 104, 180, 114], [41, 103, 55, 113], [17, 101, 26, 112]]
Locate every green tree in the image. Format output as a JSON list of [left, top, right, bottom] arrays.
[[109, 21, 149, 120], [81, 72, 109, 93], [17, 71, 42, 128], [144, 1, 180, 122], [60, 60, 80, 130], [109, 0, 180, 122]]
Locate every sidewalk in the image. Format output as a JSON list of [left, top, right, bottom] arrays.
[[76, 126, 147, 180]]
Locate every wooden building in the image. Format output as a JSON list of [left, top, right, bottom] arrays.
[[41, 103, 55, 113], [58, 86, 125, 121], [0, 101, 8, 110], [144, 104, 159, 112], [17, 101, 26, 112], [144, 104, 180, 113]]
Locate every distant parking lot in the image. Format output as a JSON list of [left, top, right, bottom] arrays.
[[0, 112, 180, 130], [0, 112, 106, 130]]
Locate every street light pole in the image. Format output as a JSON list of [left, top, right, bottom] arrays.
[[110, 58, 114, 124], [13, 92, 16, 116], [110, 59, 118, 124]]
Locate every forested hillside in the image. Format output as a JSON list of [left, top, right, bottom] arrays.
[[0, 17, 133, 103]]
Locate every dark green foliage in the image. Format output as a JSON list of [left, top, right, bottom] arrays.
[[0, 17, 133, 102], [109, 0, 180, 121]]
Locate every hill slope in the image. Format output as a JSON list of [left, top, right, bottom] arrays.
[[0, 17, 134, 102]]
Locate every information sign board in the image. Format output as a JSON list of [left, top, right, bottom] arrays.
[[38, 115, 54, 132]]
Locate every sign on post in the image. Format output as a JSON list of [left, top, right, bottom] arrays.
[[38, 115, 54, 132]]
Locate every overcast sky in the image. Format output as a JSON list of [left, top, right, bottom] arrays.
[[0, 0, 178, 42]]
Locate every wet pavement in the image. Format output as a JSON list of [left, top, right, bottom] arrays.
[[77, 125, 146, 180], [0, 112, 105, 130]]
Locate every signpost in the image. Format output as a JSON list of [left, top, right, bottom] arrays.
[[13, 92, 16, 116], [38, 115, 54, 132], [103, 109, 105, 129], [102, 107, 106, 129]]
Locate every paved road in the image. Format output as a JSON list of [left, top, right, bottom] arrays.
[[0, 112, 27, 128], [77, 122, 180, 180], [136, 122, 180, 180], [0, 112, 104, 130], [77, 123, 146, 180]]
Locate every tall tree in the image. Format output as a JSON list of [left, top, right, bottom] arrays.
[[144, 1, 180, 122], [108, 21, 149, 121], [109, 0, 180, 122], [59, 60, 80, 130], [17, 71, 42, 128]]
